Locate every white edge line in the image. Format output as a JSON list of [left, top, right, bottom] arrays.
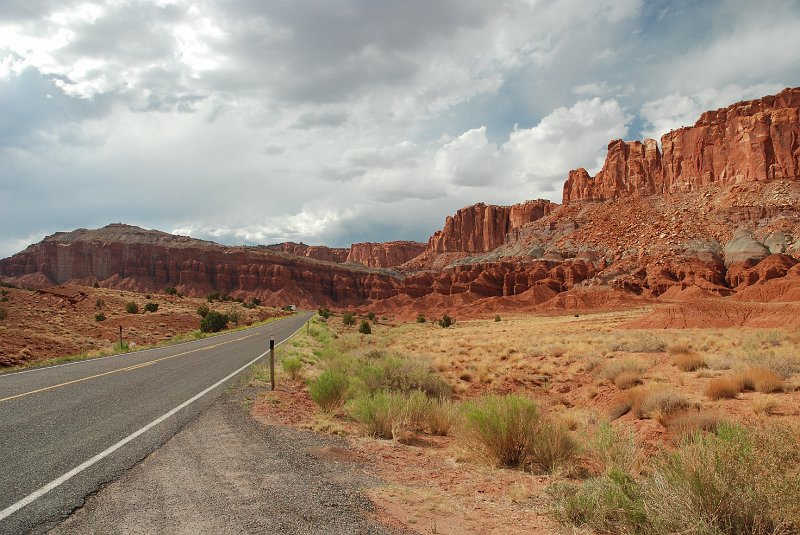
[[0, 317, 308, 522], [0, 314, 302, 379]]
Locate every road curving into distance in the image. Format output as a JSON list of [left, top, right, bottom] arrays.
[[0, 311, 313, 534]]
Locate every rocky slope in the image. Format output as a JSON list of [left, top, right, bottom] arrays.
[[2, 88, 799, 320]]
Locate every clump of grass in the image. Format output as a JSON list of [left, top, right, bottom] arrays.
[[346, 391, 412, 439], [604, 358, 649, 381], [705, 375, 743, 400], [308, 369, 350, 412], [552, 424, 800, 534], [751, 397, 779, 415], [281, 356, 303, 380], [357, 356, 452, 400], [738, 367, 783, 393], [613, 370, 643, 389], [426, 398, 461, 436], [463, 394, 540, 468], [462, 394, 577, 473], [610, 333, 666, 353], [635, 388, 693, 420], [666, 411, 723, 441], [671, 351, 707, 372]]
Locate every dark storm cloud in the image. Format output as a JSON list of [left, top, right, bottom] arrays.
[[0, 68, 111, 150]]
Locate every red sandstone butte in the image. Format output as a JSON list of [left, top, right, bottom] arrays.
[[563, 87, 800, 204], [427, 200, 556, 253]]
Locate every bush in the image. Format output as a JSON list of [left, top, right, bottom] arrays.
[[200, 310, 228, 333], [494, 314, 501, 322], [318, 307, 332, 319], [739, 367, 783, 393], [95, 298, 105, 309], [227, 307, 241, 325], [94, 312, 106, 322], [342, 312, 356, 326], [196, 304, 210, 317], [532, 421, 579, 473], [553, 424, 800, 534], [438, 314, 454, 328], [164, 286, 178, 295], [463, 394, 541, 468], [124, 302, 139, 314], [281, 356, 303, 380], [0, 306, 7, 320], [634, 388, 693, 420], [416, 314, 426, 323], [366, 312, 376, 321], [671, 352, 707, 371], [309, 369, 350, 412], [206, 291, 221, 302], [93, 282, 100, 288], [357, 356, 452, 400], [603, 358, 650, 383], [426, 398, 461, 436], [143, 302, 159, 313], [358, 319, 372, 334], [706, 375, 743, 400]]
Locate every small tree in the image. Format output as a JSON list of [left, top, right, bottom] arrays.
[[125, 302, 139, 314], [366, 312, 376, 321], [318, 307, 332, 319], [343, 312, 356, 326], [416, 314, 426, 323], [200, 310, 228, 333], [438, 314, 453, 328], [494, 314, 501, 322], [144, 302, 159, 313], [359, 319, 372, 334], [197, 304, 210, 317]]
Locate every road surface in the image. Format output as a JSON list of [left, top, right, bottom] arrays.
[[0, 312, 312, 534]]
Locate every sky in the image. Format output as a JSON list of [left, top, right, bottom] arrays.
[[1, 0, 799, 258]]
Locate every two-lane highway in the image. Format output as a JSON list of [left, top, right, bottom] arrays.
[[0, 312, 312, 534]]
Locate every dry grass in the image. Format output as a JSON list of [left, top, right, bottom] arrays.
[[666, 411, 723, 440], [613, 370, 643, 389], [738, 367, 784, 393], [634, 388, 694, 420], [603, 358, 650, 385], [751, 397, 779, 415], [705, 375, 743, 400], [671, 352, 707, 372]]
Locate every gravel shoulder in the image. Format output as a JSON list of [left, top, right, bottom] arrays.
[[48, 375, 403, 535]]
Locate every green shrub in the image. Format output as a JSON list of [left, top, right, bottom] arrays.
[[347, 391, 408, 439], [197, 304, 210, 317], [281, 356, 303, 380], [553, 424, 800, 534], [93, 282, 100, 288], [0, 306, 7, 320], [206, 291, 221, 302], [494, 314, 501, 322], [94, 312, 106, 322], [143, 302, 159, 313], [426, 398, 461, 436], [309, 369, 350, 412], [114, 340, 130, 352], [318, 307, 332, 319], [438, 314, 454, 328], [227, 307, 241, 324], [416, 314, 426, 323], [124, 302, 139, 314], [359, 320, 372, 334], [463, 394, 541, 468], [366, 312, 376, 321], [357, 356, 452, 399], [343, 312, 356, 326], [200, 310, 228, 333], [95, 298, 105, 309], [164, 286, 178, 295]]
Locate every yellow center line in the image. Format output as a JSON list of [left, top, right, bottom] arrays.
[[0, 332, 261, 404]]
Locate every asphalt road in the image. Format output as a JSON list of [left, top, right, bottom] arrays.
[[0, 312, 313, 534]]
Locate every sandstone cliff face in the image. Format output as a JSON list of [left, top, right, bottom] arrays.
[[563, 87, 800, 203], [346, 241, 425, 268], [265, 242, 349, 263], [0, 226, 400, 306], [427, 200, 555, 253]]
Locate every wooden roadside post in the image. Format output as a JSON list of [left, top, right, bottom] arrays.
[[118, 325, 123, 349], [269, 336, 275, 391]]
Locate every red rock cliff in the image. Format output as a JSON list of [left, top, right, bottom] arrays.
[[563, 87, 800, 203], [265, 242, 349, 263], [0, 225, 399, 306], [427, 200, 556, 253], [346, 241, 425, 268]]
